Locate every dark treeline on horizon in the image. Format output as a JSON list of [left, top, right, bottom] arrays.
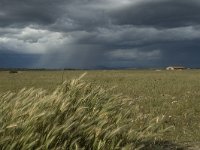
[[0, 66, 199, 71]]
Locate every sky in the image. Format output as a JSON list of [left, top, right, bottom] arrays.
[[0, 0, 200, 69]]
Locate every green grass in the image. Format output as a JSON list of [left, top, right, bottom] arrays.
[[0, 70, 200, 149]]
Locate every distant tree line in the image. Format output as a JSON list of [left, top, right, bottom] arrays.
[[0, 68, 85, 72]]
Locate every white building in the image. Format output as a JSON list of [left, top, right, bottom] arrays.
[[166, 66, 186, 70]]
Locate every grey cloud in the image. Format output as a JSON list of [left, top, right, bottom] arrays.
[[0, 0, 109, 30], [72, 25, 200, 50], [1, 0, 200, 68], [0, 27, 67, 54], [0, 0, 66, 27], [110, 0, 200, 28], [0, 49, 41, 68]]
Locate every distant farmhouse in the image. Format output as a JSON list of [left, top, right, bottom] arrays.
[[166, 66, 186, 70]]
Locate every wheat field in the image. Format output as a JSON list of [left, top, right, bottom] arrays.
[[0, 70, 200, 149]]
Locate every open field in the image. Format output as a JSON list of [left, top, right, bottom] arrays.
[[0, 70, 200, 149]]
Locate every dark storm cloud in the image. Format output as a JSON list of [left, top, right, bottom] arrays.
[[1, 0, 200, 68], [0, 50, 41, 68], [2, 0, 200, 30], [0, 0, 109, 30], [0, 0, 65, 27], [110, 0, 200, 28]]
